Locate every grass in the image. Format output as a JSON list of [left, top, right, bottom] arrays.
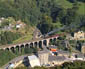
[[78, 2, 85, 15], [13, 26, 35, 44], [56, 0, 73, 9], [13, 34, 33, 44], [56, 0, 85, 15]]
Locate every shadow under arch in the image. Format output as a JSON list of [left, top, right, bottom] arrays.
[[30, 43, 33, 48], [10, 47, 15, 53], [5, 48, 10, 51], [34, 42, 38, 48], [39, 41, 42, 48], [25, 44, 30, 48], [43, 40, 47, 46]]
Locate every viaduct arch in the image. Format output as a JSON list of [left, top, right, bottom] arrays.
[[0, 36, 59, 53]]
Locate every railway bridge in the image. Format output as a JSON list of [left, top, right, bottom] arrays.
[[0, 35, 59, 53]]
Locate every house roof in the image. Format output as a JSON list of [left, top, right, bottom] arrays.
[[57, 50, 69, 55], [28, 55, 40, 67], [28, 55, 38, 60], [49, 46, 58, 49], [48, 55, 66, 62], [38, 50, 49, 55], [76, 53, 85, 58], [9, 64, 15, 68]]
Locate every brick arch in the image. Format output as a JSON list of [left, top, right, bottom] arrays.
[[39, 41, 43, 48], [5, 48, 10, 51]]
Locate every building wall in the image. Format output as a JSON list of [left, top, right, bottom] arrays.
[[39, 53, 49, 65], [74, 31, 85, 40], [81, 45, 85, 54], [29, 59, 40, 67], [58, 54, 69, 58]]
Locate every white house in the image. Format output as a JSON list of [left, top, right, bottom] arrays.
[[28, 55, 40, 67]]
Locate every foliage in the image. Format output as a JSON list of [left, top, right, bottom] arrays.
[[37, 1, 85, 34], [24, 47, 34, 54], [0, 49, 16, 67], [62, 61, 85, 69], [0, 0, 84, 34], [0, 0, 41, 25], [0, 0, 84, 35], [68, 0, 77, 3], [0, 17, 16, 28], [0, 31, 21, 45], [68, 0, 85, 3]]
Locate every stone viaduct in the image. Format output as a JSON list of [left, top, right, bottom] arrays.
[[0, 35, 59, 53]]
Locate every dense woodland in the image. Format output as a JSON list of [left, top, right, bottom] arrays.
[[0, 0, 85, 32], [0, 0, 85, 45]]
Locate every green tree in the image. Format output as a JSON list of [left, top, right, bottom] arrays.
[[0, 49, 16, 67]]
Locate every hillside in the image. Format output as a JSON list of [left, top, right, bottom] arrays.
[[0, 0, 85, 45], [0, 17, 35, 45]]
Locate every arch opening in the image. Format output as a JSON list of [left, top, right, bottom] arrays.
[[49, 39, 53, 43], [53, 38, 56, 42], [43, 40, 47, 46], [30, 43, 33, 48], [34, 42, 38, 48], [5, 48, 10, 51], [21, 44, 24, 53], [39, 41, 42, 48], [15, 46, 19, 53], [10, 47, 15, 53], [25, 44, 29, 48]]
